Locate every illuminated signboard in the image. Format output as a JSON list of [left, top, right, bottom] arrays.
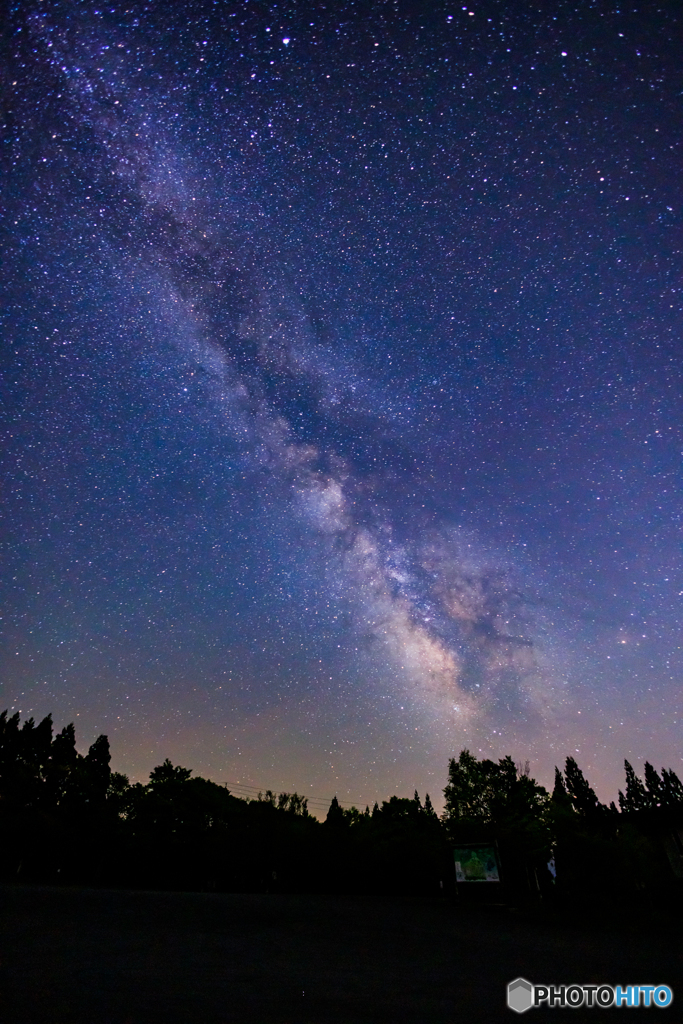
[[453, 844, 500, 882]]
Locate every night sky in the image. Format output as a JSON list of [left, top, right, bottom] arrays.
[[2, 0, 681, 811]]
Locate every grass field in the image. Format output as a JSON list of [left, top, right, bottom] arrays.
[[1, 884, 679, 1022]]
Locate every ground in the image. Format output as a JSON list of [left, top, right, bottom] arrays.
[[1, 885, 679, 1022]]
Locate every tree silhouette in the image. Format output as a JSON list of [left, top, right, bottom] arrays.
[[423, 793, 437, 819], [325, 795, 345, 827], [619, 759, 683, 813], [0, 712, 56, 809], [149, 759, 193, 787], [551, 766, 573, 812], [563, 757, 606, 819], [619, 759, 649, 813], [443, 750, 548, 829], [662, 767, 683, 807]]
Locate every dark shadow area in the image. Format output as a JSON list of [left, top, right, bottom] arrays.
[[1, 884, 680, 1024]]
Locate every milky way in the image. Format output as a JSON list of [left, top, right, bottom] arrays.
[[2, 1, 681, 807]]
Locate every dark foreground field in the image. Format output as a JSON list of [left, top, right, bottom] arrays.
[[1, 884, 680, 1023]]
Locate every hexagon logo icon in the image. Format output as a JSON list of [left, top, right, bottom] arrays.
[[507, 977, 534, 1013]]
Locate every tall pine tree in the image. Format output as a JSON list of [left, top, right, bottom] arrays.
[[564, 757, 604, 818], [618, 760, 649, 813]]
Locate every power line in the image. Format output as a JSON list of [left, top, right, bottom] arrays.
[[217, 780, 363, 810], [220, 782, 342, 809]]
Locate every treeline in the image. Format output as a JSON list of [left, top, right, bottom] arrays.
[[442, 749, 683, 903], [1, 710, 682, 904]]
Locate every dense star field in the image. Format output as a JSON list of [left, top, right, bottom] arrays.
[[2, 0, 681, 809]]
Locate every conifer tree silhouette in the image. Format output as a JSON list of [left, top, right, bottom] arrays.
[[564, 757, 604, 818], [618, 760, 649, 813]]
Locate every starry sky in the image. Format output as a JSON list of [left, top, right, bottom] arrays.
[[2, 0, 681, 811]]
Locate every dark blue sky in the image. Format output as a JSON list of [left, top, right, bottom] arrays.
[[2, 0, 681, 808]]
